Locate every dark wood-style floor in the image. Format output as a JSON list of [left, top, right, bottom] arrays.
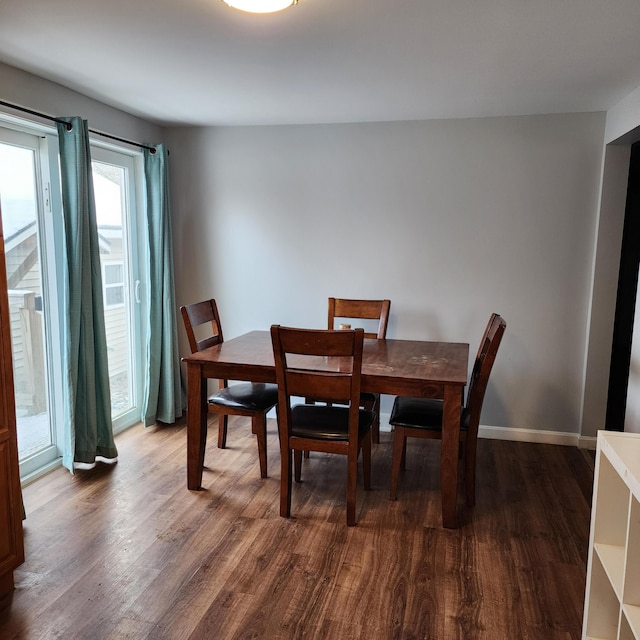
[[0, 418, 594, 640]]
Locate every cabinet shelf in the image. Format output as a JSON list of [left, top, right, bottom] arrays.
[[624, 604, 640, 637], [594, 542, 625, 598], [583, 431, 640, 640]]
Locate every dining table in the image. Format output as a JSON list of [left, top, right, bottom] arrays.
[[183, 330, 469, 528]]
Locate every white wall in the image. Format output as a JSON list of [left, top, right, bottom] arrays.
[[165, 112, 606, 437], [605, 84, 640, 146], [0, 61, 162, 146]]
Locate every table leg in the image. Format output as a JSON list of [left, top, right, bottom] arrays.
[[187, 363, 208, 490], [441, 384, 463, 528]]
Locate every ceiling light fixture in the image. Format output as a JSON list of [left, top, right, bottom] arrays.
[[222, 0, 298, 13]]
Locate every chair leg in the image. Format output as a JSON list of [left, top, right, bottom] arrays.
[[372, 410, 380, 444], [303, 400, 315, 458], [347, 451, 358, 526], [253, 414, 268, 478], [217, 414, 228, 449], [281, 449, 292, 518], [362, 432, 372, 491], [197, 409, 208, 483], [363, 394, 380, 444], [294, 450, 302, 482], [390, 427, 406, 501]]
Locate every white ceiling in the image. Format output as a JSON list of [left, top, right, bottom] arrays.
[[1, 0, 640, 127]]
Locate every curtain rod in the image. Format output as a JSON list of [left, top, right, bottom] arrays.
[[0, 99, 157, 154]]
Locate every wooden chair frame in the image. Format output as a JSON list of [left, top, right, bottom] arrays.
[[181, 299, 277, 478], [325, 297, 391, 443], [271, 325, 372, 526], [328, 297, 391, 341], [390, 313, 506, 506]]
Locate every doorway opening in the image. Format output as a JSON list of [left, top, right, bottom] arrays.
[[606, 141, 640, 431]]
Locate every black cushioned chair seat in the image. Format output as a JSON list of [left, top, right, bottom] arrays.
[[290, 405, 375, 441], [390, 397, 470, 431], [209, 383, 278, 412]]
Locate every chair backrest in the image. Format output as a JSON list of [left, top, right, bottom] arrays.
[[180, 298, 224, 354], [465, 314, 506, 431], [271, 325, 365, 437], [328, 298, 391, 340]]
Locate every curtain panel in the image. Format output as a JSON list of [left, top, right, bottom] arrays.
[[142, 145, 182, 426], [56, 116, 117, 471]]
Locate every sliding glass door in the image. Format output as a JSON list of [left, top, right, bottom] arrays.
[[0, 128, 55, 474], [0, 124, 145, 479]]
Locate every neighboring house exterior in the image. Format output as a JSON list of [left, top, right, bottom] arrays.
[[99, 225, 129, 385], [5, 217, 126, 418], [6, 219, 45, 416]]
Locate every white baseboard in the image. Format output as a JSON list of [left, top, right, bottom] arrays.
[[379, 413, 597, 450], [478, 425, 596, 449], [578, 435, 597, 450]]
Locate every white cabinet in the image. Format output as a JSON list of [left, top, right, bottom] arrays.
[[583, 431, 640, 639]]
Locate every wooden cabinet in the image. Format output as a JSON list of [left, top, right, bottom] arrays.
[[0, 206, 24, 597], [583, 431, 640, 639]]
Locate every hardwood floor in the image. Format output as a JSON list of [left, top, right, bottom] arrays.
[[0, 418, 594, 640]]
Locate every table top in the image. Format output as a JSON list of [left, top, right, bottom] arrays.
[[183, 330, 469, 397]]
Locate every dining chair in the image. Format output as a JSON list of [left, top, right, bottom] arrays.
[[389, 313, 506, 506], [307, 298, 390, 444], [180, 299, 278, 478], [271, 325, 374, 526]]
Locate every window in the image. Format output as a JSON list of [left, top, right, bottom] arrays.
[[103, 262, 125, 308]]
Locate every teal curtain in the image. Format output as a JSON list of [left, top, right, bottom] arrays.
[[141, 145, 182, 426], [57, 117, 117, 472]]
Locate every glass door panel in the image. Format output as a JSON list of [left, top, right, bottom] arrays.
[[92, 152, 140, 428], [0, 136, 52, 463]]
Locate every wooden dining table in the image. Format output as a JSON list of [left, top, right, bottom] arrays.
[[183, 330, 469, 528]]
